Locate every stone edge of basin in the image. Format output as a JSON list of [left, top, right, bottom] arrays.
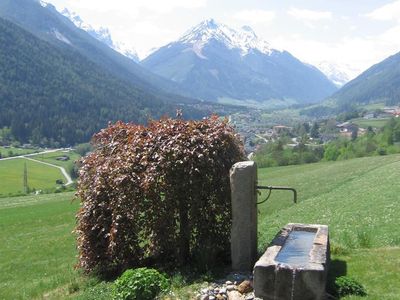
[[253, 223, 330, 300]]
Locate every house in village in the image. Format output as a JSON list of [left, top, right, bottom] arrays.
[[336, 122, 366, 138], [272, 125, 292, 136], [383, 106, 400, 117]]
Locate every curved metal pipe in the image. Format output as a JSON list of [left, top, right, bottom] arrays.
[[256, 185, 297, 204]]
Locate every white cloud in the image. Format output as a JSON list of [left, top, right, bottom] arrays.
[[271, 31, 400, 80], [379, 23, 400, 49], [233, 9, 276, 24], [288, 7, 332, 21], [138, 0, 207, 14], [366, 0, 400, 21]]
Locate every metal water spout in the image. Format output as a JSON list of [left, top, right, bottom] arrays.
[[257, 185, 297, 205]]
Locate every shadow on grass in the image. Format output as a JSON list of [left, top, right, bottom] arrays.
[[327, 259, 347, 298]]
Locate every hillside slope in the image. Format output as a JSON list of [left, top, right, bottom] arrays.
[[330, 51, 400, 107], [258, 154, 400, 248], [0, 17, 176, 145], [0, 0, 194, 103]]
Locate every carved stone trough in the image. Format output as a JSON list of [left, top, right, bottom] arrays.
[[253, 223, 330, 300]]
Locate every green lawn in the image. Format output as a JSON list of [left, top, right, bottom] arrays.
[[0, 192, 80, 300], [0, 155, 399, 299], [333, 247, 400, 300], [0, 158, 65, 196]]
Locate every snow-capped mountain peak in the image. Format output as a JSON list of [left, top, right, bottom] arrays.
[[178, 19, 273, 56], [316, 61, 354, 87], [37, 0, 48, 8], [61, 8, 94, 33], [60, 8, 139, 62]]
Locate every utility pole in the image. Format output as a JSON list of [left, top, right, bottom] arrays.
[[23, 162, 28, 194]]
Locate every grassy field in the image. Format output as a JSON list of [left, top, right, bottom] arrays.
[[0, 146, 41, 158], [0, 154, 399, 299], [30, 150, 80, 169], [352, 118, 389, 129], [0, 192, 80, 299], [258, 154, 400, 299], [0, 158, 66, 196], [258, 154, 400, 247]]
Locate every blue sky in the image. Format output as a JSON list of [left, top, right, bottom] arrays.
[[46, 0, 400, 78]]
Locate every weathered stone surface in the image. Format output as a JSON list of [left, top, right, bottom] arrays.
[[230, 161, 258, 271], [292, 268, 326, 300], [253, 262, 277, 298], [253, 223, 330, 300], [227, 290, 244, 300], [274, 266, 294, 300], [245, 293, 255, 300], [227, 285, 236, 291], [237, 280, 253, 294]]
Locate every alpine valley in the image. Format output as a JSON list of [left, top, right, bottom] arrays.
[[1, 0, 399, 148]]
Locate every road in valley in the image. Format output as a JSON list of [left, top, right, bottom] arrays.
[[0, 148, 74, 186]]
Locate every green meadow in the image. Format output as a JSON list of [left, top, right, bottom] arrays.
[[352, 118, 390, 129], [0, 146, 41, 158], [0, 158, 65, 196], [30, 150, 81, 169], [0, 192, 79, 299], [0, 154, 399, 299]]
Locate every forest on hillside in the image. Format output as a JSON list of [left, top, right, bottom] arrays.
[[0, 17, 183, 146]]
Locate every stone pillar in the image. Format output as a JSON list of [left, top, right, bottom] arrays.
[[230, 161, 258, 271]]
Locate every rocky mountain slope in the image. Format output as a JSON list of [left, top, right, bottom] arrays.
[[142, 19, 337, 106]]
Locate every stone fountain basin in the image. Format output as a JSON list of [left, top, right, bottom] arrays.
[[253, 223, 330, 300]]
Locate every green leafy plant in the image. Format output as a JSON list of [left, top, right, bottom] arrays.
[[113, 268, 169, 300], [76, 116, 244, 276], [335, 276, 367, 297]]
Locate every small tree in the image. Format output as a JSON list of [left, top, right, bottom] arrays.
[[76, 116, 244, 276]]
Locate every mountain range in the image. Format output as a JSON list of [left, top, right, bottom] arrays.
[[47, 8, 341, 107], [142, 19, 338, 106]]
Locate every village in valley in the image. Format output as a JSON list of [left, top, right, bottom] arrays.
[[231, 105, 400, 154]]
